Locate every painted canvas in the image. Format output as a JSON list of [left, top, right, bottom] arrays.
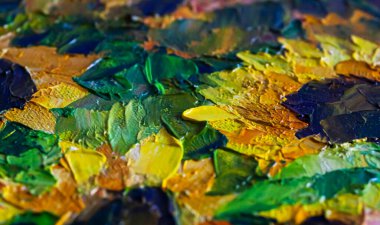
[[1, 0, 380, 224]]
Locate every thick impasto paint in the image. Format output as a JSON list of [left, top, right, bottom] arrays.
[[1, 0, 380, 225]]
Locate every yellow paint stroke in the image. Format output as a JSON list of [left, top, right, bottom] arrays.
[[55, 212, 73, 225], [31, 83, 87, 109], [0, 200, 22, 224], [182, 105, 237, 122], [351, 35, 378, 64], [315, 35, 353, 67], [128, 129, 183, 184], [62, 142, 106, 184], [278, 38, 323, 58], [237, 51, 292, 75]]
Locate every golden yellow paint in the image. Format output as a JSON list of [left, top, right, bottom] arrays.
[[0, 200, 22, 224], [177, 194, 235, 219], [281, 136, 326, 160], [237, 51, 292, 75], [95, 144, 130, 191], [196, 39, 379, 161], [63, 143, 106, 184], [3, 82, 87, 133], [258, 193, 362, 224], [209, 119, 243, 134], [55, 212, 73, 225], [293, 63, 336, 82], [336, 60, 380, 82], [164, 158, 232, 223], [0, 119, 5, 130], [278, 34, 379, 81], [164, 158, 215, 194], [279, 38, 322, 58], [0, 46, 98, 89], [373, 49, 380, 67], [278, 33, 380, 69], [351, 35, 378, 64], [259, 204, 304, 224], [327, 194, 363, 215], [278, 38, 337, 81], [198, 66, 307, 159], [315, 35, 353, 67], [0, 32, 14, 49], [127, 129, 183, 183], [182, 106, 237, 122], [143, 5, 208, 29], [31, 83, 87, 109], [154, 128, 182, 146], [253, 135, 327, 177], [237, 49, 337, 83], [321, 13, 348, 25], [4, 102, 56, 133], [2, 166, 84, 216]]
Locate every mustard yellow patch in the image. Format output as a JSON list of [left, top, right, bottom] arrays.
[[4, 102, 56, 133]]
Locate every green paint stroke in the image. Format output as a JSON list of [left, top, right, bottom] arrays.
[[54, 108, 109, 148], [144, 53, 198, 94], [275, 142, 380, 179], [108, 100, 145, 154], [0, 122, 60, 194], [208, 149, 262, 195], [216, 168, 380, 221], [56, 92, 226, 157], [9, 211, 58, 225]]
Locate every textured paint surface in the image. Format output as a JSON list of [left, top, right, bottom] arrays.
[[1, 1, 380, 225]]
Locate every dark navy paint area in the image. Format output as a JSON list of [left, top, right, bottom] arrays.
[[294, 0, 328, 17], [0, 0, 21, 26], [283, 77, 380, 143], [300, 216, 349, 225], [135, 0, 184, 16], [72, 188, 177, 225], [0, 58, 36, 113]]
